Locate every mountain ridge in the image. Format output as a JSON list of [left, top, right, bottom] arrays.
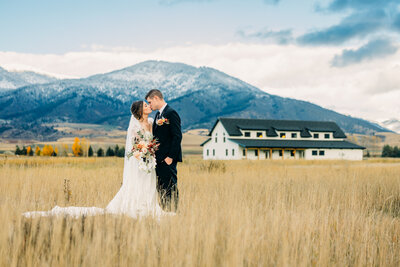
[[0, 60, 392, 140]]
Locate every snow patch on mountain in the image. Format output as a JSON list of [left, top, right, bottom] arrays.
[[380, 119, 400, 134]]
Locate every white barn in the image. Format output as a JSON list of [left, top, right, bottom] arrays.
[[201, 118, 365, 160]]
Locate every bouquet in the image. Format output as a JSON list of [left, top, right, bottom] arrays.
[[127, 129, 160, 173]]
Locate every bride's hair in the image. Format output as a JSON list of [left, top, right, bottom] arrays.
[[130, 101, 144, 120]]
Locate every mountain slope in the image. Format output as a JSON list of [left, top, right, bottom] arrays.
[[0, 67, 58, 91], [0, 60, 391, 139], [379, 119, 400, 134]]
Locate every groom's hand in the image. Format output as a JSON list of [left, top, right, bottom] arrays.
[[164, 157, 173, 165]]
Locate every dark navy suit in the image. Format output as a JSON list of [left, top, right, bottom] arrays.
[[152, 104, 182, 211]]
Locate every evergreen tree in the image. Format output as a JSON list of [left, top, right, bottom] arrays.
[[97, 147, 104, 157], [15, 145, 21, 155], [393, 146, 400, 158], [27, 146, 34, 156], [116, 146, 125, 157], [88, 146, 94, 157], [21, 146, 27, 155], [382, 145, 392, 157], [106, 147, 115, 157], [114, 145, 120, 157]]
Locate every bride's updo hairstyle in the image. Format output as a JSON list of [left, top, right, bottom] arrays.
[[131, 101, 144, 120]]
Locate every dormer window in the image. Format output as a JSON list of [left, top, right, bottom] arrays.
[[280, 133, 286, 138], [244, 132, 251, 137], [324, 133, 330, 139], [313, 133, 319, 138], [291, 133, 297, 138], [257, 132, 263, 138]]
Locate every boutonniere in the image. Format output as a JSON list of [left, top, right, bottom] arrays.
[[156, 117, 170, 126]]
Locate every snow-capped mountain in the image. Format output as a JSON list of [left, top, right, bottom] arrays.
[[380, 119, 400, 134], [0, 60, 392, 139], [0, 67, 58, 91]]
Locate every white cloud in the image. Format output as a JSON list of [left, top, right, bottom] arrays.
[[1, 42, 399, 122]]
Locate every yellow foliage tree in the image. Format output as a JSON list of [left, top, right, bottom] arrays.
[[35, 146, 41, 156], [27, 146, 32, 156], [61, 144, 69, 157], [42, 145, 54, 156], [72, 137, 83, 157], [81, 138, 89, 157]]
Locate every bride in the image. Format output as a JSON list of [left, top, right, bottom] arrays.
[[23, 101, 172, 219]]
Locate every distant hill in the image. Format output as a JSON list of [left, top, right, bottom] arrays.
[[0, 60, 391, 140], [379, 119, 400, 134], [0, 67, 58, 91]]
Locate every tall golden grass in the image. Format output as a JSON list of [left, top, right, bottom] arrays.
[[1, 157, 400, 266]]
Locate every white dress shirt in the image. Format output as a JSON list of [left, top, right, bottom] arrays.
[[158, 103, 167, 117]]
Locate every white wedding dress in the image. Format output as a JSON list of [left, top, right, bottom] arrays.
[[22, 116, 171, 220]]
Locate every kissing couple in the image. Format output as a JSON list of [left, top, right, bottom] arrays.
[[23, 89, 182, 219]]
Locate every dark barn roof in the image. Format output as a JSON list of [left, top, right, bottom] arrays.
[[229, 139, 365, 150], [209, 118, 347, 138], [200, 138, 211, 146]]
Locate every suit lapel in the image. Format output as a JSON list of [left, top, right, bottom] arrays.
[[160, 104, 169, 118], [153, 111, 160, 132], [154, 105, 169, 132]]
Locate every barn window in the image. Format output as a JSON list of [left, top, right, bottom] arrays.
[[280, 133, 286, 138], [312, 150, 318, 156], [207, 149, 209, 156], [279, 150, 282, 156], [213, 149, 215, 156], [324, 133, 330, 139], [244, 132, 251, 137], [223, 137, 226, 142], [226, 149, 228, 156], [291, 133, 297, 138], [319, 150, 325, 156], [290, 150, 295, 157], [313, 133, 319, 138], [257, 132, 263, 138], [215, 137, 217, 143], [243, 149, 246, 156], [232, 149, 235, 156], [255, 150, 258, 156]]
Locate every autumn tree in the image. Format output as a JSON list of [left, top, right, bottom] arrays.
[[81, 138, 89, 157], [27, 146, 34, 156], [72, 137, 83, 157], [35, 146, 41, 156], [42, 145, 54, 156]]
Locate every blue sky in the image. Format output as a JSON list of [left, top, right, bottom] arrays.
[[0, 0, 399, 122], [1, 0, 345, 53]]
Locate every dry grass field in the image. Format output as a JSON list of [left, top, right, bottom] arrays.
[[1, 156, 400, 266]]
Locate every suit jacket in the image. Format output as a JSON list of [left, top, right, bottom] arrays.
[[152, 104, 183, 163]]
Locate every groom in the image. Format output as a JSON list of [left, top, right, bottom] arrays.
[[145, 89, 182, 212]]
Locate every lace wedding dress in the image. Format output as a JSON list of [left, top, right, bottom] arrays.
[[22, 116, 171, 219]]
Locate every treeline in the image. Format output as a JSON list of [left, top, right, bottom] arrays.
[[14, 137, 125, 157], [382, 145, 400, 158], [96, 145, 125, 157]]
